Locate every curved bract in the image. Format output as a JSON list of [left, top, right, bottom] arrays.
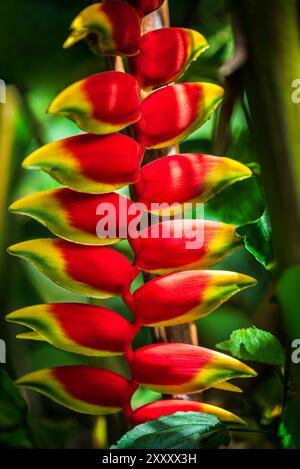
[[10, 190, 141, 245], [7, 303, 132, 357], [64, 1, 141, 56], [8, 239, 135, 298], [129, 28, 208, 90], [22, 133, 144, 194], [133, 270, 256, 326], [48, 72, 141, 134], [16, 366, 130, 415], [132, 343, 257, 394], [130, 219, 242, 274], [134, 82, 224, 148], [132, 400, 246, 425], [133, 153, 252, 213]]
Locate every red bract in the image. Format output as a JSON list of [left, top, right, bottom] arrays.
[[132, 400, 245, 425], [48, 72, 141, 134], [134, 82, 224, 148], [8, 239, 135, 298], [125, 0, 165, 16], [64, 1, 141, 56], [133, 153, 252, 211], [23, 133, 144, 193], [129, 28, 208, 90], [7, 303, 132, 356], [133, 270, 256, 326], [130, 219, 241, 274], [131, 343, 256, 394], [10, 189, 141, 245], [16, 366, 130, 415]]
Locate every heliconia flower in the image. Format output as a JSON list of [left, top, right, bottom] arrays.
[[8, 239, 135, 299], [63, 2, 141, 56], [6, 303, 132, 357], [130, 219, 242, 274], [131, 343, 257, 394], [16, 366, 130, 415], [22, 133, 144, 194], [133, 270, 256, 326], [129, 28, 208, 90], [133, 153, 252, 213], [9, 189, 141, 245], [125, 0, 165, 17], [132, 399, 246, 426], [48, 72, 141, 134], [134, 82, 224, 149]]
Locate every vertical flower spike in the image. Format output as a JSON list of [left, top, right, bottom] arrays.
[[130, 219, 242, 274], [132, 400, 246, 425], [16, 367, 130, 415], [48, 72, 141, 134], [22, 134, 144, 194], [8, 239, 135, 298], [63, 1, 141, 56], [125, 0, 165, 16], [134, 82, 224, 148], [6, 303, 132, 357], [133, 270, 256, 326], [129, 28, 208, 90], [10, 190, 141, 245], [132, 343, 257, 394], [133, 153, 252, 213]]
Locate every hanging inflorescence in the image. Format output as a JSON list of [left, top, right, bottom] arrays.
[[7, 0, 257, 427]]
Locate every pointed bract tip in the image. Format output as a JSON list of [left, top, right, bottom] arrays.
[[16, 331, 45, 342], [236, 273, 257, 289], [63, 30, 86, 49]]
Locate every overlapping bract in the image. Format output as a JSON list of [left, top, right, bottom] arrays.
[[6, 303, 132, 357], [23, 133, 144, 194], [129, 28, 208, 90], [64, 1, 141, 56], [10, 190, 140, 245], [16, 366, 130, 415], [133, 153, 252, 212], [133, 270, 256, 326], [132, 343, 256, 394], [132, 399, 245, 425], [48, 71, 141, 134], [8, 239, 135, 298], [130, 219, 242, 274], [134, 82, 224, 148]]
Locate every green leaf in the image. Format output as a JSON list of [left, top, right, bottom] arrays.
[[279, 401, 300, 449], [0, 369, 33, 449], [216, 326, 284, 366], [0, 368, 28, 430], [205, 177, 265, 225], [236, 211, 274, 269], [112, 412, 230, 449]]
